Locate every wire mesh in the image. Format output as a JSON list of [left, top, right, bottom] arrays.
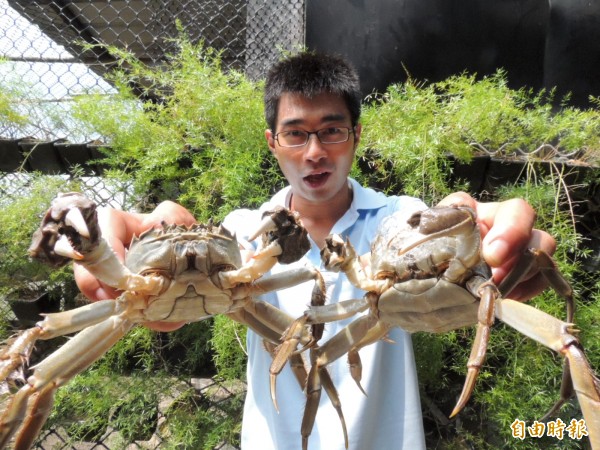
[[245, 0, 305, 80]]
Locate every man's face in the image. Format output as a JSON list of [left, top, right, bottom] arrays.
[[266, 92, 361, 206]]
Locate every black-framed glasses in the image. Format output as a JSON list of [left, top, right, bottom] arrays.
[[273, 127, 355, 148]]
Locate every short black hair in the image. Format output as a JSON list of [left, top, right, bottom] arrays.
[[264, 51, 362, 131]]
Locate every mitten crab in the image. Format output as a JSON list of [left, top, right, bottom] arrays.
[[272, 205, 600, 450], [0, 192, 325, 450]]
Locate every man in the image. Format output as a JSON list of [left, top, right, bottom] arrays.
[[75, 52, 555, 449]]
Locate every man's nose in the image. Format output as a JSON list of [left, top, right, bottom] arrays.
[[304, 133, 327, 161]]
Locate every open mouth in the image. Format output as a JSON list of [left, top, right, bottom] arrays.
[[304, 172, 330, 187]]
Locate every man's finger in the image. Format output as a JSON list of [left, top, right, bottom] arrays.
[[480, 198, 536, 268], [73, 263, 120, 301]]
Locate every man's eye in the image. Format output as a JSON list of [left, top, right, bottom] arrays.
[[286, 130, 305, 137], [322, 127, 342, 136]]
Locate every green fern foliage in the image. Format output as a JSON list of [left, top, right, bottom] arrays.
[[72, 35, 282, 220]]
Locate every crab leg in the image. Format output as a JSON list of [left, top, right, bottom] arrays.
[[0, 315, 134, 450], [228, 297, 318, 393], [453, 248, 578, 418], [229, 265, 326, 355], [0, 329, 39, 383], [262, 340, 310, 394], [221, 242, 284, 285], [450, 282, 498, 417], [270, 297, 371, 399], [498, 248, 580, 420], [303, 351, 349, 450], [0, 298, 127, 389], [238, 267, 328, 410], [495, 298, 600, 448], [231, 307, 313, 399], [498, 249, 574, 315], [9, 384, 57, 450], [264, 281, 378, 449], [321, 235, 386, 292], [273, 310, 384, 450], [71, 239, 165, 295]]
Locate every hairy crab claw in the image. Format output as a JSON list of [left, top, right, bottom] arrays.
[[319, 234, 349, 271], [62, 206, 92, 239], [50, 208, 93, 260], [249, 207, 310, 265], [28, 192, 100, 267], [247, 211, 282, 242]]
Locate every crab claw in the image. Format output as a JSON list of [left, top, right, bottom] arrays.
[[320, 234, 348, 271], [219, 208, 311, 287], [53, 235, 85, 260], [28, 192, 100, 267], [250, 207, 310, 264], [252, 241, 284, 261], [248, 213, 279, 242], [64, 207, 91, 239]]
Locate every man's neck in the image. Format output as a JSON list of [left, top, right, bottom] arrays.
[[289, 184, 353, 249]]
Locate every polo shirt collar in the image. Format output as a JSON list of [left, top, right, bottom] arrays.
[[348, 178, 388, 211], [331, 178, 386, 233]]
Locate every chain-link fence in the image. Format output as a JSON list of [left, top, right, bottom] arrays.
[[0, 1, 305, 448]]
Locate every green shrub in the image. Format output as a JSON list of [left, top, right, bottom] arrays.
[[358, 71, 600, 204], [211, 315, 247, 380], [72, 35, 282, 221], [161, 383, 244, 450]]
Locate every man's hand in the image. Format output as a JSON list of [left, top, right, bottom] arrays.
[[438, 192, 557, 301], [73, 201, 197, 332]]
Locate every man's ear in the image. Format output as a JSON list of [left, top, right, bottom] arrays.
[[265, 129, 276, 153]]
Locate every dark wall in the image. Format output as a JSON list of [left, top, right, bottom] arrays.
[[306, 0, 600, 107], [543, 0, 600, 106]]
